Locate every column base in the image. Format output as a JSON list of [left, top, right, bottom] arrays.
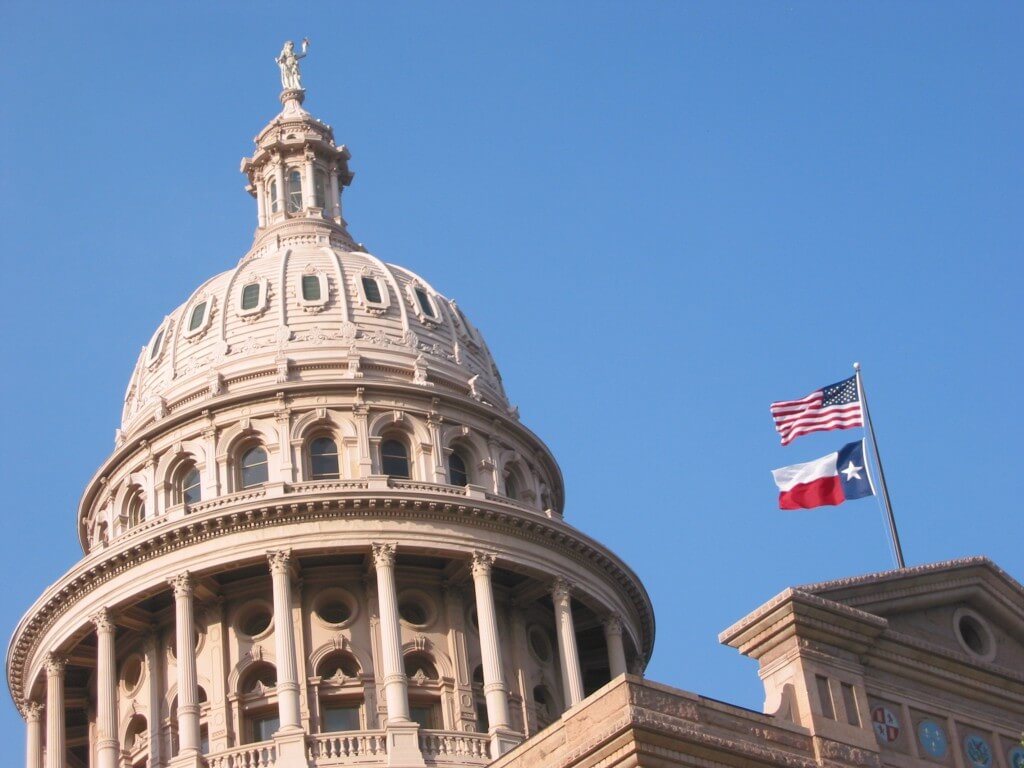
[[168, 752, 205, 768], [274, 727, 311, 768], [385, 721, 426, 768], [490, 727, 522, 757]]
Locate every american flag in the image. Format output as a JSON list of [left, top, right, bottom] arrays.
[[770, 375, 863, 446]]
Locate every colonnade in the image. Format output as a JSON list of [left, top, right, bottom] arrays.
[[24, 547, 630, 767]]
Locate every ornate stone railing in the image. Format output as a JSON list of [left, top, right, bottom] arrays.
[[307, 730, 387, 764], [206, 740, 277, 768], [419, 730, 491, 763]]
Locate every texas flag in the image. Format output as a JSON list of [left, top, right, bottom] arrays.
[[771, 440, 876, 510]]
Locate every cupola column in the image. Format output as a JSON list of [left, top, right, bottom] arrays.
[[274, 158, 286, 219], [371, 542, 410, 722], [92, 609, 119, 768], [329, 167, 341, 219], [471, 553, 521, 756], [169, 572, 201, 757], [552, 578, 584, 708], [603, 614, 628, 679], [267, 550, 302, 731], [44, 654, 66, 768], [303, 153, 317, 211], [24, 701, 42, 768], [255, 172, 267, 228]]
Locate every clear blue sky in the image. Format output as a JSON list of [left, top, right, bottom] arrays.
[[1, 1, 1021, 745]]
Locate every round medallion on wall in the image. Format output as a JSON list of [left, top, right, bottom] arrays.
[[963, 735, 993, 768], [1008, 746, 1024, 768], [917, 720, 948, 758], [871, 706, 900, 744]]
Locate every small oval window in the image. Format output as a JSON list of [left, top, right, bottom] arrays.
[[415, 287, 436, 318], [241, 283, 261, 310], [362, 276, 382, 304], [301, 275, 322, 301], [188, 301, 207, 332], [149, 330, 165, 362]]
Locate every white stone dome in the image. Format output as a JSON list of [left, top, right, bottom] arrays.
[[121, 221, 510, 442]]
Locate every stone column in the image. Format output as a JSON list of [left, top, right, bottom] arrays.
[[603, 614, 628, 679], [329, 168, 341, 219], [24, 701, 42, 768], [267, 550, 302, 731], [371, 542, 425, 768], [169, 572, 201, 758], [44, 654, 65, 768], [303, 156, 317, 210], [255, 172, 267, 228], [93, 609, 119, 768], [274, 159, 286, 217], [371, 543, 409, 722], [552, 578, 584, 708], [471, 553, 520, 755], [144, 632, 163, 768]]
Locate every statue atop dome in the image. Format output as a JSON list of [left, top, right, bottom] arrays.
[[276, 38, 309, 90]]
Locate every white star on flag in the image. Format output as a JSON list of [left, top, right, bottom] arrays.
[[840, 461, 863, 481]]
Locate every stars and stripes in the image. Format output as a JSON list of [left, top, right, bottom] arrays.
[[770, 375, 863, 446]]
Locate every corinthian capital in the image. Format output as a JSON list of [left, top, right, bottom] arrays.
[[91, 608, 115, 634], [44, 653, 66, 677], [267, 549, 292, 574], [23, 700, 42, 722], [471, 551, 495, 578], [371, 542, 397, 568], [603, 613, 623, 637], [168, 571, 194, 598], [551, 577, 573, 604]]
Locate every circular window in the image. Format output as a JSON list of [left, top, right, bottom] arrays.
[[528, 626, 552, 663], [954, 608, 995, 660], [397, 591, 434, 628], [313, 589, 358, 629], [236, 601, 274, 639], [121, 655, 143, 693]]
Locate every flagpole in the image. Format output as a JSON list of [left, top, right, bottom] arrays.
[[854, 362, 905, 569]]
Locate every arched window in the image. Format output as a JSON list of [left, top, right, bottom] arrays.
[[268, 178, 279, 213], [309, 436, 340, 480], [504, 472, 519, 501], [381, 439, 410, 478], [124, 714, 147, 751], [178, 463, 201, 505], [314, 168, 327, 209], [316, 652, 363, 733], [405, 653, 442, 729], [238, 663, 279, 744], [127, 489, 146, 527], [188, 301, 208, 332], [448, 451, 469, 487], [287, 169, 303, 213], [240, 446, 269, 489], [533, 685, 554, 729]]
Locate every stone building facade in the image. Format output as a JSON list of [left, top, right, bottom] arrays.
[[7, 65, 1023, 768]]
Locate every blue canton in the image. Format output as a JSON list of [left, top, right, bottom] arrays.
[[822, 375, 860, 406]]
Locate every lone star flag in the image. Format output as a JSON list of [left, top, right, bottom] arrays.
[[770, 375, 863, 446], [771, 440, 875, 510]]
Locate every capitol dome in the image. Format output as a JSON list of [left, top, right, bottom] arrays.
[[9, 51, 652, 768]]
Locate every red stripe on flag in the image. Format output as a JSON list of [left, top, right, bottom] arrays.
[[778, 476, 845, 509]]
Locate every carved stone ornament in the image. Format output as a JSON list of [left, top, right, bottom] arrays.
[[91, 608, 115, 634], [45, 653, 67, 677], [169, 571, 195, 598], [267, 549, 292, 574], [551, 577, 573, 604], [371, 542, 397, 568], [603, 613, 624, 637], [23, 700, 42, 722], [471, 552, 495, 578]]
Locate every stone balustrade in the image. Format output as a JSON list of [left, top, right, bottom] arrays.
[[419, 730, 492, 763], [205, 740, 277, 768], [306, 730, 388, 763]]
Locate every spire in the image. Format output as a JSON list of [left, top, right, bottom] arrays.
[[240, 40, 354, 238]]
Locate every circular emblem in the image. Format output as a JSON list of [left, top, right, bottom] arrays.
[[1007, 746, 1024, 768], [917, 720, 948, 758], [963, 735, 993, 768], [871, 705, 900, 744]]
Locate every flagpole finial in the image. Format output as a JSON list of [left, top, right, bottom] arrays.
[[853, 361, 861, 371]]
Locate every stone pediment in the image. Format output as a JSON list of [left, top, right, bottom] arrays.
[[797, 557, 1024, 674]]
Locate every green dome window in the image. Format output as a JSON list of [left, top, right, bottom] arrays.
[[241, 283, 260, 310], [361, 276, 382, 304], [188, 301, 207, 332], [414, 287, 436, 319], [302, 275, 321, 301]]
